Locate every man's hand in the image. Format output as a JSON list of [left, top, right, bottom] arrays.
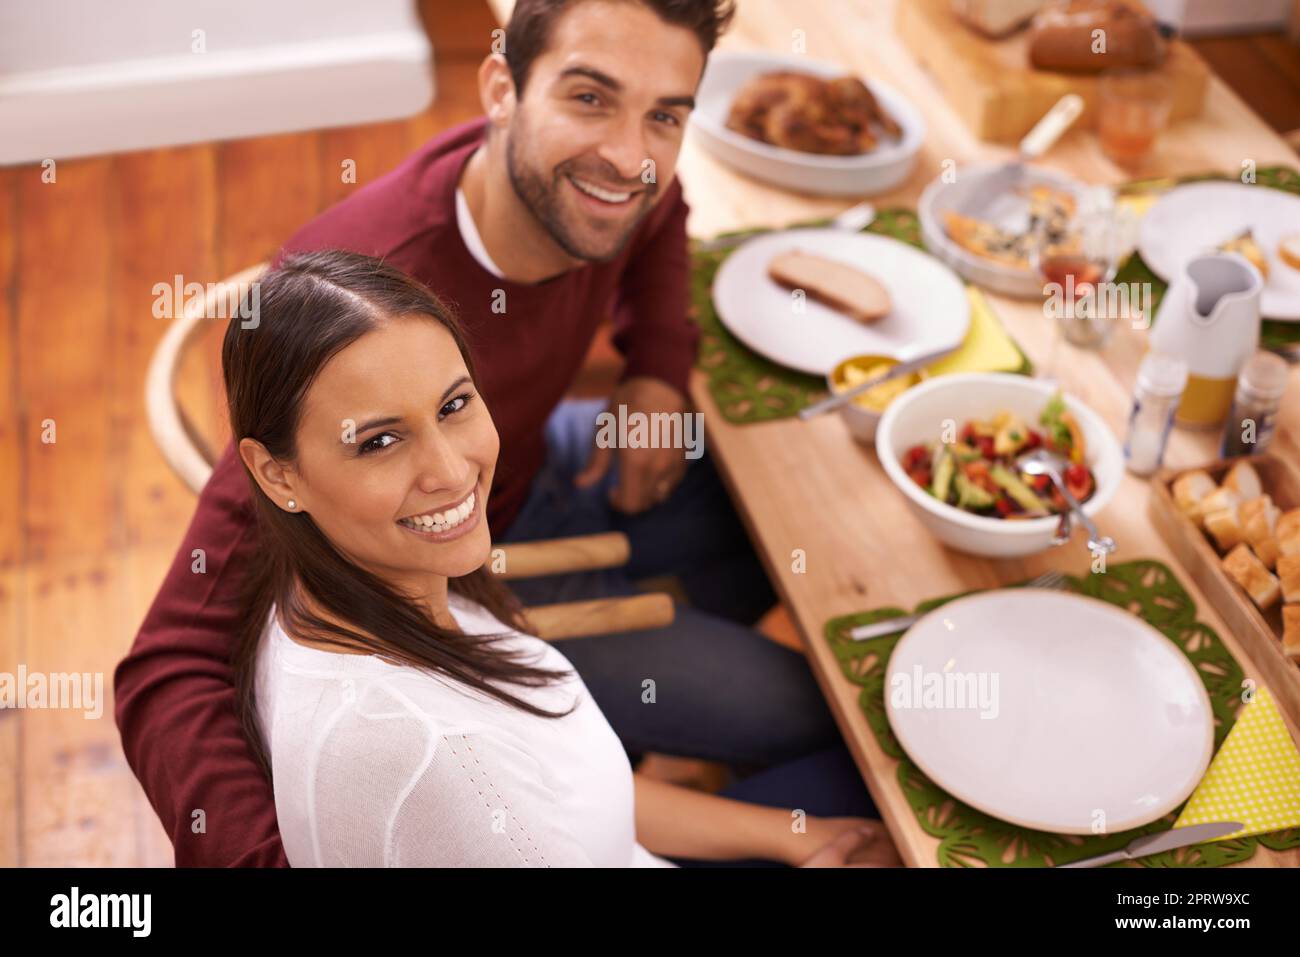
[[574, 376, 691, 515]]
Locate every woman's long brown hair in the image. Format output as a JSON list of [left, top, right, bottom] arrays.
[[222, 250, 571, 777]]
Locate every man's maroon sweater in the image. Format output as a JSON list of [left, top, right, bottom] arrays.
[[114, 118, 698, 866]]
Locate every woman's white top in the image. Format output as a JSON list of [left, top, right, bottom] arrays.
[[254, 593, 671, 867]]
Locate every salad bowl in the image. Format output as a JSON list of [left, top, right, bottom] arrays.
[[874, 373, 1123, 557]]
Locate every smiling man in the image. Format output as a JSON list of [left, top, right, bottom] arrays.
[[115, 0, 852, 867]]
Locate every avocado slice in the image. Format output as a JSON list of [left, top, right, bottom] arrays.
[[930, 448, 956, 504], [955, 472, 995, 511], [989, 465, 1049, 513]]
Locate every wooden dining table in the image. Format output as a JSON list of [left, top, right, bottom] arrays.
[[487, 0, 1300, 866]]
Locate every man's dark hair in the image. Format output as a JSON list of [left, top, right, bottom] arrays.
[[504, 0, 735, 96]]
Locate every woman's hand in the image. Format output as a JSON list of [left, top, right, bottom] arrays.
[[797, 817, 902, 868]]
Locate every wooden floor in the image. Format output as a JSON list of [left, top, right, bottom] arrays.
[[2, 3, 1299, 866], [1191, 33, 1300, 136], [0, 0, 526, 868]]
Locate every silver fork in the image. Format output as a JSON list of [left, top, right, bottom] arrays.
[[847, 569, 1070, 642]]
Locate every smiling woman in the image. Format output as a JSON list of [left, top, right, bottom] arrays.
[[215, 250, 897, 868], [220, 251, 575, 765]]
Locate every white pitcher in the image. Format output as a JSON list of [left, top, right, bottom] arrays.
[[1148, 253, 1263, 428]]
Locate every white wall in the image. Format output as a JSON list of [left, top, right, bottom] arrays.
[[0, 0, 436, 165], [1144, 0, 1292, 35]]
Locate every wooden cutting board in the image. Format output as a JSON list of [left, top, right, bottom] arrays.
[[897, 0, 1210, 144]]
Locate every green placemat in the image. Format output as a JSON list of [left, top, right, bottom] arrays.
[[1115, 165, 1300, 352], [690, 208, 1032, 425], [691, 165, 1300, 426], [823, 559, 1300, 867]]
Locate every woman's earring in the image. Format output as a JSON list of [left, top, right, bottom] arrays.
[[286, 500, 297, 511]]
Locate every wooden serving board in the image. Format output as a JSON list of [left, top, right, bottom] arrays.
[[1150, 454, 1300, 726], [897, 0, 1210, 144]]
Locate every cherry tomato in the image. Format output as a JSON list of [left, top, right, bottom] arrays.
[[994, 496, 1014, 517], [904, 445, 929, 470], [1065, 464, 1093, 501]]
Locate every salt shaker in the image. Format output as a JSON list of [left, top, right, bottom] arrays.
[[1125, 352, 1188, 476], [1220, 351, 1288, 458]]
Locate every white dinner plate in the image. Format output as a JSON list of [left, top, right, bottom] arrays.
[[689, 50, 926, 196], [884, 589, 1214, 835], [710, 229, 970, 375], [1138, 181, 1300, 321]]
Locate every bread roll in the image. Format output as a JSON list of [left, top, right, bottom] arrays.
[[1283, 605, 1300, 662], [952, 0, 1048, 38], [1173, 470, 1216, 525], [1278, 554, 1300, 604], [1028, 1, 1166, 74], [1204, 507, 1243, 552], [1278, 508, 1300, 558], [1222, 543, 1280, 610], [1201, 486, 1241, 516], [1223, 461, 1263, 501], [1240, 496, 1279, 566]]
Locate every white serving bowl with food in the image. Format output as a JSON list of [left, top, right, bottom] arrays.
[[689, 50, 926, 196], [875, 373, 1123, 557], [918, 163, 1085, 299]]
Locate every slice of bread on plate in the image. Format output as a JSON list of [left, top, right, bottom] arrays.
[[1278, 233, 1300, 273], [766, 250, 892, 323]]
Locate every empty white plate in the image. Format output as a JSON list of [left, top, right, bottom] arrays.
[[884, 589, 1214, 835], [1138, 181, 1300, 321], [711, 229, 970, 375]]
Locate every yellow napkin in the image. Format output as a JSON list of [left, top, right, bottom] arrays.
[[1174, 686, 1300, 840], [925, 287, 1026, 378]]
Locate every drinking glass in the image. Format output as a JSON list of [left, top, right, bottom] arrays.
[[1097, 69, 1173, 170]]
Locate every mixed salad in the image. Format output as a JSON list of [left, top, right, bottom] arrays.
[[901, 394, 1096, 519]]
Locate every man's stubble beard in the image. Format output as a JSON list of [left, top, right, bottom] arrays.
[[503, 113, 656, 263]]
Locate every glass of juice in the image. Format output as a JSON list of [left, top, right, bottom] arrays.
[[1097, 69, 1173, 170], [1031, 191, 1132, 355]]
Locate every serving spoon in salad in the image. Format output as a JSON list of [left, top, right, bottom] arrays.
[[1017, 449, 1116, 555]]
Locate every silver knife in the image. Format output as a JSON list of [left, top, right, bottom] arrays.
[[1059, 821, 1244, 868], [798, 345, 955, 421]]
